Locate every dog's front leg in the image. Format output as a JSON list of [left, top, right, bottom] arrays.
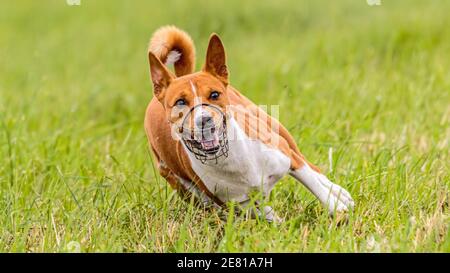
[[289, 162, 354, 215]]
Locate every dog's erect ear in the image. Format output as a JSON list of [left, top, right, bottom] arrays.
[[148, 51, 175, 101], [203, 34, 228, 85]]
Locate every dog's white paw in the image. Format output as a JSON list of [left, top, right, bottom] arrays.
[[318, 175, 354, 214], [242, 203, 284, 223], [262, 206, 284, 224]]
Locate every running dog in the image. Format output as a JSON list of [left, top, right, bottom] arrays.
[[145, 26, 354, 221]]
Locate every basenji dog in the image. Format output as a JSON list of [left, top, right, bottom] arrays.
[[145, 26, 354, 222]]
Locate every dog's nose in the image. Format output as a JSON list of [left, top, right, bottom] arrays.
[[201, 116, 212, 127], [195, 113, 213, 128]]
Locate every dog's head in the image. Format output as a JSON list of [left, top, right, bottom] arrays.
[[148, 34, 230, 161]]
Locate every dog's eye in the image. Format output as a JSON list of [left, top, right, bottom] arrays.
[[175, 99, 187, 106], [209, 91, 220, 100]]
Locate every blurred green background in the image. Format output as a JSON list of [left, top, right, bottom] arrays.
[[0, 0, 448, 252]]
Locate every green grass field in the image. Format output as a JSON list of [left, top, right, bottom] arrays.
[[0, 0, 448, 252]]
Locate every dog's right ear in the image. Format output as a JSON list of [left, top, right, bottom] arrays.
[[148, 52, 175, 101]]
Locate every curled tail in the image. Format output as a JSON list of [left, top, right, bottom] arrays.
[[148, 25, 196, 77]]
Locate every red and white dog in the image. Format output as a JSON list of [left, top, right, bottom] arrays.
[[145, 26, 354, 221]]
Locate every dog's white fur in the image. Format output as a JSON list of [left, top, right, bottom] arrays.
[[185, 117, 291, 203], [179, 116, 354, 221], [165, 50, 182, 66]]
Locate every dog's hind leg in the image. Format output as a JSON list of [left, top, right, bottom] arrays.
[[289, 153, 354, 215]]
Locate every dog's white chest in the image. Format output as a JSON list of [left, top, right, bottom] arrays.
[[186, 118, 291, 203]]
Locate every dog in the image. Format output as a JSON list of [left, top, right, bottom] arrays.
[[144, 26, 354, 221]]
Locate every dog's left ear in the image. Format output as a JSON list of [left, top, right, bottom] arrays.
[[203, 34, 228, 85]]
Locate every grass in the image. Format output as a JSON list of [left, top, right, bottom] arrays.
[[0, 0, 448, 252]]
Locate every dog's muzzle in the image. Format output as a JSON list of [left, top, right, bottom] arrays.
[[178, 104, 229, 164]]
